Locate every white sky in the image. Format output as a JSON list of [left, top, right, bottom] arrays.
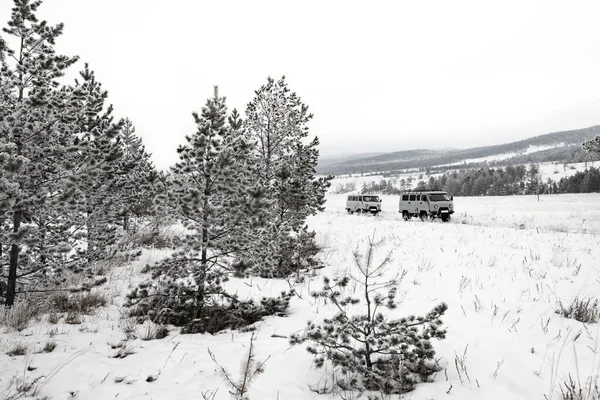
[[2, 0, 600, 169]]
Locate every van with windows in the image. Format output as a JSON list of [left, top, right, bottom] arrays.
[[398, 191, 454, 222], [345, 194, 382, 215]]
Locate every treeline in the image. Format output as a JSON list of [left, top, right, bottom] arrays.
[[1, 0, 331, 337], [355, 164, 600, 196]]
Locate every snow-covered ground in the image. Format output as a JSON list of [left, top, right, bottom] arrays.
[[437, 144, 566, 167], [1, 193, 600, 399]]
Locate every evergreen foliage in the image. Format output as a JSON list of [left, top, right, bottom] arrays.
[[0, 0, 156, 305], [127, 87, 287, 333], [583, 136, 600, 157], [1, 0, 83, 305], [359, 164, 600, 196], [244, 76, 332, 278], [290, 236, 447, 394]]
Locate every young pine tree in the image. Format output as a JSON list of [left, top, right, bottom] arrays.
[[117, 118, 157, 231], [0, 0, 82, 306], [67, 64, 127, 272], [244, 76, 332, 277], [130, 87, 264, 331]]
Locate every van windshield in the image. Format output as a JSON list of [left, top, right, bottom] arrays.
[[429, 194, 450, 202], [362, 196, 380, 202]]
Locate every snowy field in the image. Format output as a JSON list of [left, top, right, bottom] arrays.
[[1, 194, 600, 399]]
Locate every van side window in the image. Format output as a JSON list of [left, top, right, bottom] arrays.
[[422, 195, 428, 201], [402, 195, 408, 201], [409, 195, 416, 201]]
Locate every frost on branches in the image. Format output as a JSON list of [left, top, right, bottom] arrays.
[[244, 76, 332, 278], [291, 236, 448, 395], [127, 87, 289, 334], [0, 0, 156, 306]]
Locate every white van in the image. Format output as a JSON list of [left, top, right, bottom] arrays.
[[398, 191, 454, 222], [345, 194, 382, 215]]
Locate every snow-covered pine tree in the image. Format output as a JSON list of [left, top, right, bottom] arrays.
[[244, 76, 332, 277], [129, 87, 266, 331], [66, 64, 127, 272], [0, 0, 137, 305], [584, 136, 600, 156], [0, 0, 82, 306], [117, 118, 157, 231]]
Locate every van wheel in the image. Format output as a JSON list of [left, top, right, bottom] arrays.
[[441, 215, 450, 222], [420, 212, 427, 221], [402, 212, 409, 221], [347, 209, 353, 214]]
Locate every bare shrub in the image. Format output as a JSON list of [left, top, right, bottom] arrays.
[[556, 298, 600, 324]]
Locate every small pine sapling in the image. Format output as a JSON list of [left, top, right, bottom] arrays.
[[291, 234, 448, 394], [208, 332, 269, 400]]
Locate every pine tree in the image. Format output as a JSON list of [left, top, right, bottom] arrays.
[[583, 136, 600, 157], [0, 0, 81, 306], [117, 118, 157, 231], [130, 87, 265, 331], [290, 236, 447, 394], [0, 0, 132, 305], [244, 76, 332, 277], [66, 64, 127, 271]]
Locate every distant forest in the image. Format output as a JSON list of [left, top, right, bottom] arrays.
[[334, 164, 600, 196]]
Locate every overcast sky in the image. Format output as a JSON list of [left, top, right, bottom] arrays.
[[3, 0, 600, 169]]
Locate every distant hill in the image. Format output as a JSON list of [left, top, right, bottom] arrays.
[[318, 125, 600, 175], [318, 152, 386, 167]]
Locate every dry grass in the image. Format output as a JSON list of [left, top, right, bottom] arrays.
[[560, 374, 600, 400], [49, 291, 107, 314], [557, 298, 600, 324], [42, 341, 57, 353], [0, 300, 43, 332], [6, 343, 28, 357], [138, 322, 169, 341]]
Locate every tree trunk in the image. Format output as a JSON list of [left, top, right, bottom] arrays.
[[5, 35, 27, 307], [6, 211, 22, 307]]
